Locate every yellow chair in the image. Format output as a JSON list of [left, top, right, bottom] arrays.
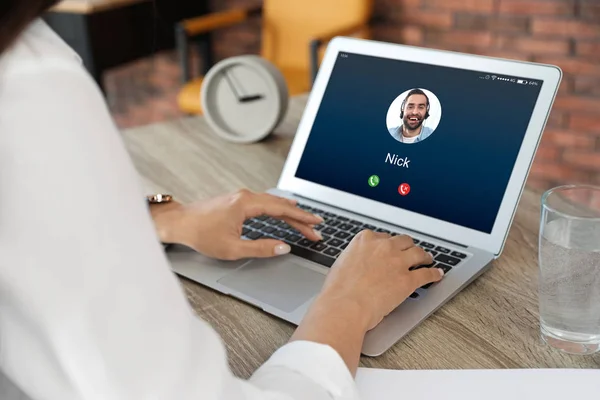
[[175, 0, 373, 115]]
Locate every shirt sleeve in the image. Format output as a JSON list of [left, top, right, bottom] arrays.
[[0, 58, 359, 400]]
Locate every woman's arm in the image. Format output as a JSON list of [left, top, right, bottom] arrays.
[[0, 59, 359, 400]]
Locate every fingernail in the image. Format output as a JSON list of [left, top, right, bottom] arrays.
[[438, 268, 445, 277], [315, 214, 324, 222], [275, 243, 291, 255], [313, 230, 323, 240]]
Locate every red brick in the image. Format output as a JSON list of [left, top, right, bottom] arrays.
[[453, 14, 490, 30], [401, 25, 425, 45], [580, 2, 600, 21], [557, 76, 573, 97], [534, 145, 560, 160], [499, 0, 575, 16], [537, 57, 600, 77], [576, 42, 600, 60], [455, 14, 530, 33], [401, 26, 425, 45], [555, 96, 600, 113], [526, 177, 555, 192], [543, 129, 596, 148], [425, 31, 493, 49], [424, 0, 495, 12], [375, 0, 423, 15], [399, 10, 453, 28], [547, 110, 567, 128], [563, 151, 600, 170], [491, 17, 531, 33], [574, 77, 600, 97], [477, 49, 532, 62], [372, 25, 424, 46], [372, 24, 402, 41], [569, 114, 600, 132], [532, 19, 600, 38], [495, 36, 570, 56], [530, 161, 590, 181]]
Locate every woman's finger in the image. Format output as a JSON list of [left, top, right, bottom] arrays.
[[249, 197, 324, 225], [257, 193, 298, 208], [402, 246, 434, 270], [284, 218, 323, 241], [389, 234, 416, 251], [362, 230, 389, 239], [410, 267, 444, 288], [351, 229, 387, 246], [227, 238, 291, 260]]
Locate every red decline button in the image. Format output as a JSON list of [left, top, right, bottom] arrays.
[[398, 183, 411, 196]]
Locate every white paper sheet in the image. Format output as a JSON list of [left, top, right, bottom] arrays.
[[355, 368, 600, 400]]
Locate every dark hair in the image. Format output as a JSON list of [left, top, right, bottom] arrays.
[[402, 88, 430, 110], [0, 0, 60, 55], [400, 88, 431, 119]]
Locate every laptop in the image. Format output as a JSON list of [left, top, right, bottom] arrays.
[[167, 37, 562, 356]]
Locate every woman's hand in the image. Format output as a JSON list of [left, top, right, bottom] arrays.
[[150, 189, 323, 260], [319, 230, 444, 331], [290, 230, 444, 375]]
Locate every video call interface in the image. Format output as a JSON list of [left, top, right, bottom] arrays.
[[294, 52, 544, 234]]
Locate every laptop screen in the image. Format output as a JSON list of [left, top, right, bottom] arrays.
[[294, 51, 544, 234]]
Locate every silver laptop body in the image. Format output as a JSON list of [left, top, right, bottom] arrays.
[[168, 38, 561, 356]]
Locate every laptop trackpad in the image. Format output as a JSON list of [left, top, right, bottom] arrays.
[[217, 257, 325, 313]]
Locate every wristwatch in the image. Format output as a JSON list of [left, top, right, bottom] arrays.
[[146, 193, 173, 205], [146, 194, 174, 251]]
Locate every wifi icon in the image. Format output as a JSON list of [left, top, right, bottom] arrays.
[[492, 75, 497, 80]]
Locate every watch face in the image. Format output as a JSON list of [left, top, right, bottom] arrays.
[[147, 194, 172, 203], [201, 56, 288, 143]]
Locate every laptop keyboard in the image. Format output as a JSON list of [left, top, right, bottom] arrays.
[[242, 202, 468, 297]]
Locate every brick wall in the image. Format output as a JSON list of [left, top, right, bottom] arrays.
[[209, 0, 600, 191]]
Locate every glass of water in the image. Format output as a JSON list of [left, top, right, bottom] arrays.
[[539, 185, 600, 355]]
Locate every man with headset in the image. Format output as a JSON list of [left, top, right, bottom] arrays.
[[388, 88, 433, 144]]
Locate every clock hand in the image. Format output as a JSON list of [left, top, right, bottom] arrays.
[[222, 70, 243, 101], [222, 69, 264, 103], [239, 94, 264, 102]]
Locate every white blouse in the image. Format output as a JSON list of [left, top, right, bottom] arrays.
[[0, 19, 358, 400]]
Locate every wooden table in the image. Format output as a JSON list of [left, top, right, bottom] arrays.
[[121, 95, 600, 378]]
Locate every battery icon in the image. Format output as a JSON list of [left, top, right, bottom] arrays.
[[517, 79, 528, 85]]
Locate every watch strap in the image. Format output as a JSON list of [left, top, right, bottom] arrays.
[[146, 194, 175, 251]]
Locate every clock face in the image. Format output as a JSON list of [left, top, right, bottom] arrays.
[[202, 57, 286, 143]]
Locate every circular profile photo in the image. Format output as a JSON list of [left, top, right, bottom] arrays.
[[386, 88, 442, 144]]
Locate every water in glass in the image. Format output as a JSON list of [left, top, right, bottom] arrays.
[[539, 185, 600, 355]]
